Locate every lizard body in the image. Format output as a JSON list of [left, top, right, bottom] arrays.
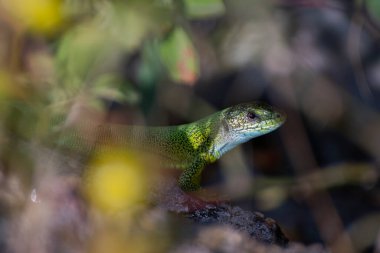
[[58, 102, 285, 191]]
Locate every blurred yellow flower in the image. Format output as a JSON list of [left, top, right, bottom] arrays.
[[1, 0, 64, 34], [84, 149, 149, 213]]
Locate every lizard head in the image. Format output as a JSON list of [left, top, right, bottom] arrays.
[[222, 102, 286, 141]]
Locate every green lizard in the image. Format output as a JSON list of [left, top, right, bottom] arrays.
[[58, 102, 285, 191]]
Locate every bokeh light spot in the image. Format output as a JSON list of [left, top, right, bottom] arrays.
[[84, 149, 148, 213]]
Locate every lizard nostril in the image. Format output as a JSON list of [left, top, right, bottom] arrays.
[[277, 112, 286, 122]]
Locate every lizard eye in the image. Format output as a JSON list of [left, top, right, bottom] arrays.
[[246, 112, 257, 120]]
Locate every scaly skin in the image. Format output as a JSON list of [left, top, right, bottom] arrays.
[[59, 102, 286, 191]]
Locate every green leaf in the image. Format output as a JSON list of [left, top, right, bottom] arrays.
[[367, 0, 380, 21], [159, 27, 199, 84], [184, 0, 225, 18], [92, 74, 140, 104], [56, 22, 110, 88]]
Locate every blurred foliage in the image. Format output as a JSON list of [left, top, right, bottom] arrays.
[[367, 0, 380, 21], [54, 1, 169, 114], [184, 0, 226, 18], [159, 27, 199, 84], [0, 0, 379, 253]]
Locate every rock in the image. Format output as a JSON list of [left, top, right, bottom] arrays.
[[188, 204, 288, 246], [171, 225, 327, 253]]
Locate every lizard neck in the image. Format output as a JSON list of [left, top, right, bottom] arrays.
[[211, 112, 262, 158], [211, 119, 236, 158], [184, 111, 231, 161]]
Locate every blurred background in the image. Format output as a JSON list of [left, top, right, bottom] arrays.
[[0, 0, 379, 252]]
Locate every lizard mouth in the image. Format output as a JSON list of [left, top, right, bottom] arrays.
[[263, 115, 286, 130], [243, 114, 286, 134]]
